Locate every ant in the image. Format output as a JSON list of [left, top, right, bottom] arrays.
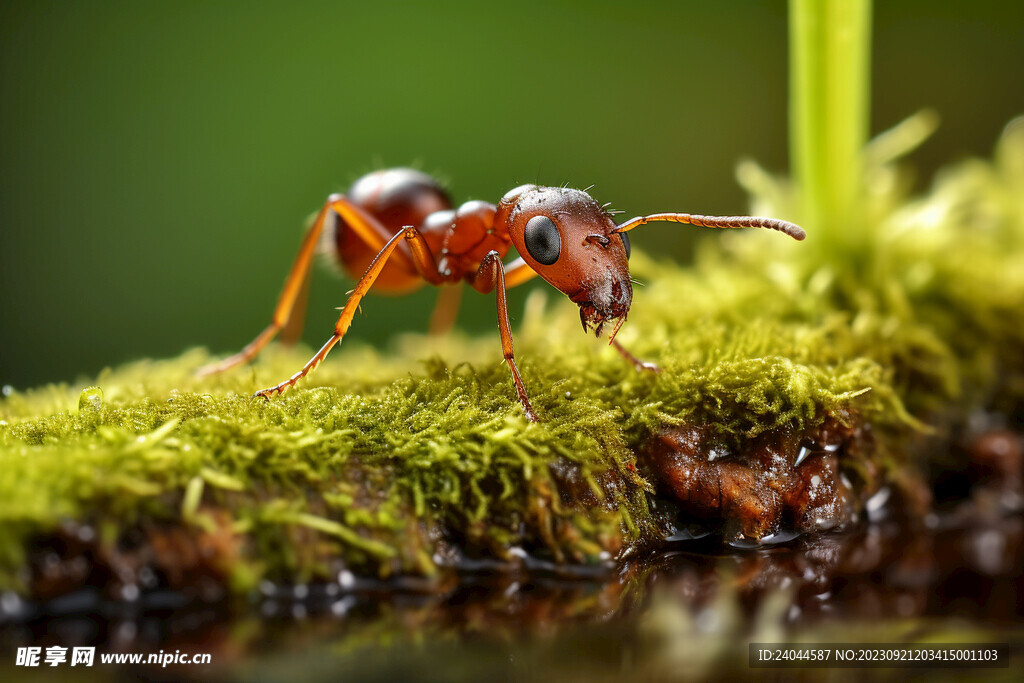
[[199, 168, 805, 422]]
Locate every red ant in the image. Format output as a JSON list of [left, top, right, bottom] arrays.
[[199, 168, 805, 421]]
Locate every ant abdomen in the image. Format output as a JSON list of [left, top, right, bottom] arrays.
[[330, 168, 451, 292]]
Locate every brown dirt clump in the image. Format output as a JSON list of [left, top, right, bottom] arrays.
[[638, 414, 880, 544]]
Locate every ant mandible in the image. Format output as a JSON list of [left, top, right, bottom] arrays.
[[199, 168, 805, 422]]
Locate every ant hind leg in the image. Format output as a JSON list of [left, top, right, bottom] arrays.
[[279, 268, 312, 346]]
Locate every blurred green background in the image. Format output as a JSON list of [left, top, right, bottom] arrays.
[[2, 0, 1022, 388]]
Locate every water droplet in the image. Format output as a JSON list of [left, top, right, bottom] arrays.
[[865, 486, 891, 520], [1, 591, 24, 617], [665, 527, 713, 542], [794, 445, 814, 467], [331, 596, 356, 616], [78, 386, 103, 413], [727, 528, 800, 549], [973, 529, 1006, 575], [138, 567, 157, 588], [707, 446, 728, 462], [337, 570, 355, 589]]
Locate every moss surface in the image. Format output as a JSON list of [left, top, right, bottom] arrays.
[[2, 118, 1022, 596]]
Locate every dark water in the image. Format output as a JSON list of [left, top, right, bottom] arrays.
[[2, 502, 1021, 682]]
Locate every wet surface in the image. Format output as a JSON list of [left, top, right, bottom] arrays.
[[2, 501, 1021, 679]]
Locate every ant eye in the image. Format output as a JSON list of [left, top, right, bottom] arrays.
[[524, 215, 561, 265], [619, 232, 631, 259]]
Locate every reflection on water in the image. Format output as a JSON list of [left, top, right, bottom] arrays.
[[2, 500, 1021, 680]]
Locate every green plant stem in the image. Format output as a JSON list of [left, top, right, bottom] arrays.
[[789, 0, 872, 246]]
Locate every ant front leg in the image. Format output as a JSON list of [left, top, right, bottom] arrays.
[[471, 252, 538, 422], [254, 226, 442, 398], [610, 339, 660, 373]]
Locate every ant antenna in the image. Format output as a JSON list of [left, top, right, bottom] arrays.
[[614, 213, 806, 241]]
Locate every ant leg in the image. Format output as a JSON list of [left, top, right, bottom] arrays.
[[198, 194, 416, 377], [279, 268, 312, 345], [428, 285, 463, 336], [254, 226, 442, 398], [471, 252, 538, 422], [611, 339, 660, 373]]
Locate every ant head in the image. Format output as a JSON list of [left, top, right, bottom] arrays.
[[497, 185, 632, 338]]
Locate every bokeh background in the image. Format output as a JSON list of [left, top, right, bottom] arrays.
[[2, 0, 1022, 388]]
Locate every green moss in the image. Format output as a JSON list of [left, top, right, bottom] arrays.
[[740, 114, 1024, 417], [2, 119, 1023, 595]]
